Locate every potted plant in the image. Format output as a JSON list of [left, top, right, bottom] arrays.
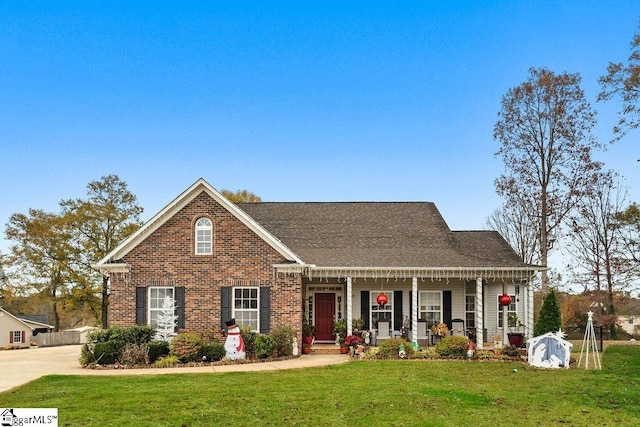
[[302, 322, 315, 346], [352, 317, 365, 333], [332, 319, 348, 353], [430, 322, 449, 345], [507, 313, 525, 347]]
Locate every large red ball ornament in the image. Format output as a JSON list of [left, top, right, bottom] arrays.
[[499, 294, 512, 306], [376, 293, 388, 306]]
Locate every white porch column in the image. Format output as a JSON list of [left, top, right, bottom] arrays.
[[527, 276, 535, 338], [346, 277, 353, 336], [412, 277, 418, 346], [476, 277, 483, 350]]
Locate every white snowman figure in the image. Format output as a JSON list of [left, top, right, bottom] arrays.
[[224, 319, 246, 360]]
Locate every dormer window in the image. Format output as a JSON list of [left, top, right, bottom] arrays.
[[195, 217, 212, 255]]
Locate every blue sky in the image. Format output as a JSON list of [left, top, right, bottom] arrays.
[[1, 2, 640, 278]]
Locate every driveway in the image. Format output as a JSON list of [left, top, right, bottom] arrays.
[[0, 345, 348, 393]]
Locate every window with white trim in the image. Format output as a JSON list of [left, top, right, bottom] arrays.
[[195, 217, 212, 255], [12, 330, 22, 343], [419, 291, 442, 327], [233, 287, 259, 331], [148, 287, 175, 329], [370, 291, 393, 329], [497, 294, 517, 328], [465, 282, 476, 329]]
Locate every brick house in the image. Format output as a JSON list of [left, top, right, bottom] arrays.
[[96, 178, 541, 350]]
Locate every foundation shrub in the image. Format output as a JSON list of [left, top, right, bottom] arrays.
[[270, 326, 295, 357], [170, 332, 202, 363], [255, 334, 276, 359], [120, 343, 150, 366], [154, 355, 180, 368], [240, 326, 257, 358], [93, 341, 119, 365], [376, 338, 416, 358], [198, 342, 226, 362], [435, 336, 470, 357], [148, 340, 170, 363]]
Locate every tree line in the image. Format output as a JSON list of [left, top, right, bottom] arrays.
[[488, 22, 640, 335]]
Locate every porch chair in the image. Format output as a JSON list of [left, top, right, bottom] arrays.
[[451, 319, 466, 337], [376, 321, 390, 345]]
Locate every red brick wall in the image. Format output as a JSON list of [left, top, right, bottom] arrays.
[[108, 192, 302, 341]]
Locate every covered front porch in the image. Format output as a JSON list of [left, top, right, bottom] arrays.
[[293, 266, 540, 350]]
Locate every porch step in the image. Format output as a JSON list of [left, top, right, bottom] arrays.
[[310, 344, 343, 355]]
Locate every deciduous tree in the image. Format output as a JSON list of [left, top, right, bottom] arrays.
[[220, 189, 262, 203], [494, 67, 602, 292]]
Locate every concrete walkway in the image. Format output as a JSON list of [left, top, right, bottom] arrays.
[[0, 345, 349, 394]]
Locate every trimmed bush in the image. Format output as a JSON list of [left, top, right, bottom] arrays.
[[170, 332, 202, 363], [93, 341, 119, 365], [435, 336, 470, 357], [270, 326, 295, 357], [79, 344, 96, 366], [255, 334, 276, 359], [148, 340, 170, 363], [198, 342, 226, 362], [376, 338, 416, 359]]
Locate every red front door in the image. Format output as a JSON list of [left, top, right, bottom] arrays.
[[314, 293, 336, 341]]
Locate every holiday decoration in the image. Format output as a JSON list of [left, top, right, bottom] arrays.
[[499, 294, 512, 306], [376, 292, 388, 306], [224, 319, 246, 360]]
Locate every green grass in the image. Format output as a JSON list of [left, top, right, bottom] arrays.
[[1, 347, 639, 426]]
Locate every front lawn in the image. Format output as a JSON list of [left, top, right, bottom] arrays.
[[1, 346, 639, 426]]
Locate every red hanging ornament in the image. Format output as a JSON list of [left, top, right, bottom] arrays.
[[376, 293, 388, 306], [499, 294, 512, 306]]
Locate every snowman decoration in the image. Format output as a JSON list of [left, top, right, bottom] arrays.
[[224, 319, 246, 360]]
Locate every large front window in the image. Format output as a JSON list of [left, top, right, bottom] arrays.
[[370, 291, 393, 329], [234, 287, 259, 331], [149, 287, 175, 329], [419, 291, 442, 327]]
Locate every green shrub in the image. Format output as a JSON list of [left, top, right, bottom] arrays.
[[85, 325, 156, 362], [93, 341, 119, 365], [269, 326, 295, 357], [148, 340, 170, 363], [120, 343, 150, 366], [79, 344, 96, 366], [376, 338, 416, 359], [198, 342, 226, 362], [534, 289, 562, 336], [154, 355, 180, 368], [255, 334, 276, 359], [435, 336, 469, 357], [240, 326, 257, 359], [170, 332, 202, 363]]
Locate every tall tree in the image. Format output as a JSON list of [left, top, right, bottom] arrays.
[[61, 175, 143, 328], [598, 22, 640, 141], [565, 171, 627, 333], [613, 202, 640, 278], [494, 67, 602, 292], [220, 189, 262, 203], [486, 203, 539, 265], [5, 210, 78, 331]]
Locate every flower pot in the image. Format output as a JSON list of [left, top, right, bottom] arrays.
[[302, 345, 311, 354], [507, 333, 524, 348], [303, 336, 314, 346], [340, 345, 349, 354]]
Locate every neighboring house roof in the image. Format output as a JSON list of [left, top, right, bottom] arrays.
[[618, 299, 640, 316], [0, 307, 53, 330]]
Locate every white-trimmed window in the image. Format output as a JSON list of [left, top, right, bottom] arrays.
[[497, 294, 517, 328], [465, 283, 476, 329], [148, 287, 175, 329], [12, 331, 23, 343], [195, 217, 212, 255], [419, 291, 442, 327], [370, 291, 393, 329], [233, 287, 259, 331]]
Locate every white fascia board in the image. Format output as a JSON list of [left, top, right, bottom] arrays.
[[96, 178, 304, 267]]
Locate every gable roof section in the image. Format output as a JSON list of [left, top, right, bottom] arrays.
[[95, 179, 304, 271], [0, 307, 44, 331], [238, 202, 533, 269]]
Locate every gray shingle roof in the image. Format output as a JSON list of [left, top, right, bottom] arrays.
[[238, 202, 530, 269]]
